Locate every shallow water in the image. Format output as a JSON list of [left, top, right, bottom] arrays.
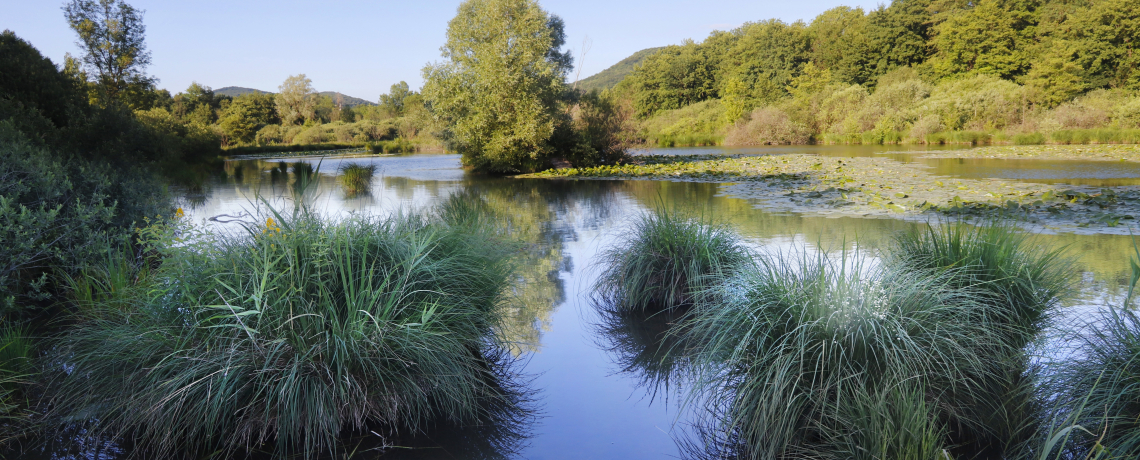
[[33, 147, 1136, 459]]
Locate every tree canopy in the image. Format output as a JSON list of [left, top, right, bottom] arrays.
[[423, 0, 574, 173]]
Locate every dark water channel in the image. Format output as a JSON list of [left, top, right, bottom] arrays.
[[48, 146, 1139, 459]]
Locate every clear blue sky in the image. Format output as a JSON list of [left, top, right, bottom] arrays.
[[2, 0, 880, 102]]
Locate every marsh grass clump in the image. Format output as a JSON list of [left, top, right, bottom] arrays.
[[1042, 308, 1140, 459], [889, 221, 1073, 349], [47, 201, 518, 459], [887, 222, 1073, 456], [688, 249, 1008, 460], [595, 207, 749, 311], [337, 162, 376, 195]]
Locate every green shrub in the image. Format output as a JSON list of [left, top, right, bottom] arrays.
[[1014, 132, 1047, 145], [48, 203, 518, 458], [595, 207, 750, 311]]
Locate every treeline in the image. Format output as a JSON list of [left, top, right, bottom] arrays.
[[609, 0, 1140, 146], [112, 77, 438, 154]]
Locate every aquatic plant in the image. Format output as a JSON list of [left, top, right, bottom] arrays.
[[594, 207, 750, 311], [888, 222, 1073, 456], [687, 249, 1008, 459], [47, 201, 518, 459], [337, 162, 376, 195], [889, 221, 1073, 349], [1041, 308, 1140, 459]]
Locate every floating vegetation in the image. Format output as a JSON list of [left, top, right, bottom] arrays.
[[528, 152, 1140, 233], [338, 162, 376, 195]]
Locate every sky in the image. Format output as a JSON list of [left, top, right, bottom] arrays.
[[2, 0, 881, 102]]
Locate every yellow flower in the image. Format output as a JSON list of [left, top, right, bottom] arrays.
[[174, 207, 185, 219], [265, 217, 282, 234]]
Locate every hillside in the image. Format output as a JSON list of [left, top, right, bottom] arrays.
[[575, 47, 663, 92], [214, 86, 375, 107]]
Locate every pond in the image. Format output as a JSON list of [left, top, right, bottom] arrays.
[[145, 145, 1140, 459]]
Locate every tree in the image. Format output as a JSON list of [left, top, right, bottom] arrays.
[[422, 0, 573, 173], [219, 93, 279, 144], [379, 81, 413, 116], [63, 0, 154, 105], [275, 74, 315, 126]]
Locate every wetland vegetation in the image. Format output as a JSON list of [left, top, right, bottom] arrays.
[[5, 0, 1140, 458]]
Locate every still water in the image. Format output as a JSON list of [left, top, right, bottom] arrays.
[[157, 145, 1140, 459]]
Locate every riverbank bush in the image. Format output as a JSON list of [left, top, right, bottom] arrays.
[[47, 201, 517, 458], [595, 208, 749, 312]]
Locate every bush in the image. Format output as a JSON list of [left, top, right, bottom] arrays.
[[723, 107, 811, 145], [47, 203, 518, 458], [595, 207, 750, 312]]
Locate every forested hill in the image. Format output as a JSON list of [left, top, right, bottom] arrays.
[[606, 0, 1140, 146], [576, 47, 663, 92], [215, 86, 375, 106]]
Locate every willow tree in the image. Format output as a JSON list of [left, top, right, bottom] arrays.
[[423, 0, 573, 174], [63, 0, 154, 106]]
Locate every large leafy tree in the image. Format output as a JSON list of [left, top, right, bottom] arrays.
[[275, 74, 316, 126], [422, 0, 573, 174], [62, 0, 154, 106]]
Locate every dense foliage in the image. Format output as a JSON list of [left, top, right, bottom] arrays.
[[423, 0, 628, 173], [609, 0, 1140, 146]]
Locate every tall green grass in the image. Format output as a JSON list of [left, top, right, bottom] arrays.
[[47, 199, 518, 458], [1036, 237, 1140, 460], [888, 222, 1073, 456], [594, 207, 750, 311], [0, 324, 32, 446], [337, 162, 376, 196], [686, 249, 1007, 459]]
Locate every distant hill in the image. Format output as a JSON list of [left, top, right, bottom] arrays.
[[214, 86, 375, 107], [215, 86, 269, 97], [575, 47, 664, 92]]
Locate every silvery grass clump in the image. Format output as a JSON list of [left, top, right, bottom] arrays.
[[46, 197, 518, 459], [337, 162, 376, 196], [595, 207, 750, 312], [889, 222, 1074, 457], [686, 249, 1011, 460], [1037, 240, 1140, 460], [1039, 308, 1140, 460]]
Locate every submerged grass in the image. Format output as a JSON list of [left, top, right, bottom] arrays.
[[47, 197, 518, 459], [594, 206, 750, 312], [338, 162, 376, 196]]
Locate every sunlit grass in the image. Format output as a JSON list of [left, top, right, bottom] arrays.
[[47, 198, 518, 458], [594, 206, 750, 311]]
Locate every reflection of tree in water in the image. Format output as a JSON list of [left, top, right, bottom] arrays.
[[459, 179, 623, 354]]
